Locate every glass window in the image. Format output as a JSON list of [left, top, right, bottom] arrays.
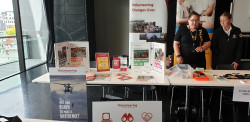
[[0, 0, 20, 80], [19, 0, 49, 69]]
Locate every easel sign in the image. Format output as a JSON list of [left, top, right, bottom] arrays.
[[92, 101, 162, 122], [233, 85, 250, 102]]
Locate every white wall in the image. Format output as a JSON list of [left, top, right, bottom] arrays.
[[232, 0, 250, 33]]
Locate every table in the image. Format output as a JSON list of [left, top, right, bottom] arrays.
[[168, 70, 250, 121], [32, 68, 170, 100]]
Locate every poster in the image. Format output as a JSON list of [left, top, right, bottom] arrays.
[[129, 0, 168, 65], [50, 68, 87, 120]]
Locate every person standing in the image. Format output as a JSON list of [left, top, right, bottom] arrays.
[[174, 11, 211, 69], [211, 12, 243, 70]]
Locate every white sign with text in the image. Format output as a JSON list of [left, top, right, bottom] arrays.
[[233, 85, 250, 102], [92, 101, 162, 122]]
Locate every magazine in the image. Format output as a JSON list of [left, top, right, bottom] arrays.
[[49, 67, 87, 120], [54, 41, 90, 68]]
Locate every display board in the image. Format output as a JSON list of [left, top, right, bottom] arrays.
[[232, 0, 250, 33]]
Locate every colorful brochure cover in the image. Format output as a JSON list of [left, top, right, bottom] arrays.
[[96, 53, 110, 72], [54, 41, 90, 69], [131, 42, 166, 74], [49, 67, 87, 120], [131, 42, 151, 70], [153, 42, 166, 74]]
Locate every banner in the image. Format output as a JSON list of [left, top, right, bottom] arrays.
[[175, 0, 216, 69], [129, 0, 168, 65], [92, 101, 162, 122], [50, 67, 87, 120]]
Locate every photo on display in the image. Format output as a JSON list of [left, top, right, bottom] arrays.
[[139, 33, 167, 42], [71, 47, 86, 58], [154, 48, 164, 61], [58, 46, 67, 67], [133, 50, 149, 59]]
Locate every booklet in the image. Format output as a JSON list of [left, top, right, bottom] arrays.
[[131, 42, 166, 74], [95, 53, 110, 72], [54, 41, 90, 69], [49, 67, 87, 120]]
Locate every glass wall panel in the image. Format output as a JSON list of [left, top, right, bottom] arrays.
[[19, 0, 49, 69], [0, 0, 20, 79]]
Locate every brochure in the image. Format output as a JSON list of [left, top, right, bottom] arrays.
[[131, 42, 152, 70], [131, 42, 166, 73], [54, 41, 90, 68], [153, 42, 166, 73], [95, 53, 110, 72], [120, 56, 127, 71], [137, 75, 154, 82], [49, 67, 87, 120]]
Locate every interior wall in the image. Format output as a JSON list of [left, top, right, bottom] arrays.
[[94, 0, 129, 58]]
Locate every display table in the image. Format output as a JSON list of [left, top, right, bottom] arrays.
[[168, 70, 250, 120], [32, 68, 169, 100], [32, 68, 170, 86]]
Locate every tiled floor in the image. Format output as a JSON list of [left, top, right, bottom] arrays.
[[0, 64, 250, 122]]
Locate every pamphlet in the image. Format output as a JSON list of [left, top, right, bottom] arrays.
[[95, 53, 110, 72], [131, 42, 151, 70], [131, 42, 166, 73], [49, 67, 87, 120], [120, 57, 127, 71], [137, 75, 154, 82], [153, 42, 166, 73], [94, 74, 111, 81], [54, 41, 90, 68]]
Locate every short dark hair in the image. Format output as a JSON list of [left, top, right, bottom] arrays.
[[220, 11, 232, 19], [188, 11, 200, 19]]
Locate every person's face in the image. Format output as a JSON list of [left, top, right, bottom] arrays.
[[220, 16, 232, 28], [188, 15, 200, 29]]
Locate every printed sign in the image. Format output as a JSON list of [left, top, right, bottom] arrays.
[[233, 85, 250, 102], [92, 101, 162, 122], [49, 67, 87, 120]]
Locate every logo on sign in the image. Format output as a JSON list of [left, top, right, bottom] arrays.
[[121, 113, 134, 122], [141, 112, 153, 122], [101, 113, 113, 122]]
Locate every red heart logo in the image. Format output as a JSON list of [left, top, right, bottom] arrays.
[[141, 112, 153, 122]]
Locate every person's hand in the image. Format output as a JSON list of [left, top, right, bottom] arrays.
[[195, 46, 203, 52], [177, 56, 184, 64], [232, 62, 239, 70]]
